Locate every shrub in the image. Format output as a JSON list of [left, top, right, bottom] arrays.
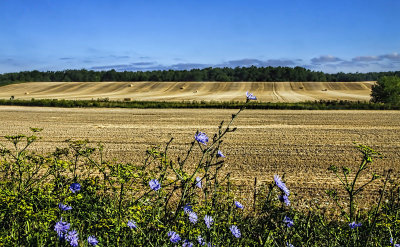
[[371, 76, 400, 104]]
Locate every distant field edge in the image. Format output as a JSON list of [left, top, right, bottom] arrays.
[[0, 98, 398, 110]]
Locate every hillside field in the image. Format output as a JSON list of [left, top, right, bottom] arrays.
[[0, 81, 374, 102]]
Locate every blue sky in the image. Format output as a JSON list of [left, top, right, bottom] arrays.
[[0, 0, 399, 74]]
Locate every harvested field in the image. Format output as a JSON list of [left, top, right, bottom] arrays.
[[0, 106, 399, 211], [0, 81, 374, 102]]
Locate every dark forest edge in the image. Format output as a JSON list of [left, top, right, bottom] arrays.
[[1, 67, 400, 86], [0, 98, 399, 110]]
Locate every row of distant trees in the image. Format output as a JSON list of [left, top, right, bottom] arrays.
[[1, 66, 400, 84]]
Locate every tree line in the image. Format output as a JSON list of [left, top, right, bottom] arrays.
[[1, 66, 400, 85]]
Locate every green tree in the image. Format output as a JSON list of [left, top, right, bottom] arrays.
[[371, 76, 400, 104]]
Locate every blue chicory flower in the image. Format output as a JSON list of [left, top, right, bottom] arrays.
[[65, 230, 79, 247], [283, 216, 294, 228], [69, 183, 81, 193], [246, 91, 257, 100], [149, 179, 161, 191], [286, 242, 295, 247], [188, 211, 198, 224], [195, 132, 209, 145], [168, 231, 181, 243], [234, 201, 244, 209], [183, 239, 194, 247], [127, 220, 137, 229], [217, 150, 225, 158], [197, 235, 206, 246], [183, 204, 193, 213], [230, 225, 241, 238], [349, 221, 362, 229], [87, 235, 98, 246], [204, 215, 214, 229], [274, 175, 290, 196], [59, 203, 72, 211], [196, 176, 202, 189], [390, 238, 400, 247], [279, 194, 291, 206], [54, 218, 70, 239]]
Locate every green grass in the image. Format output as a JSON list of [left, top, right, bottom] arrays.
[[0, 98, 399, 110]]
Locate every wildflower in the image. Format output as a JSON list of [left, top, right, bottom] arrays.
[[183, 204, 193, 213], [234, 201, 244, 209], [188, 211, 198, 224], [195, 132, 209, 145], [149, 179, 161, 191], [65, 230, 79, 247], [283, 216, 294, 228], [279, 194, 291, 206], [54, 218, 70, 239], [246, 91, 257, 100], [274, 175, 290, 196], [59, 203, 72, 211], [87, 236, 98, 246], [183, 240, 194, 247], [217, 150, 225, 158], [168, 231, 181, 243], [196, 176, 202, 189], [349, 222, 362, 229], [229, 225, 241, 238], [390, 238, 400, 247], [286, 242, 294, 247], [69, 183, 81, 193], [204, 215, 214, 229], [197, 235, 206, 246], [127, 220, 137, 229]]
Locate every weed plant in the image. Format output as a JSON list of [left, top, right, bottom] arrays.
[[0, 93, 399, 246]]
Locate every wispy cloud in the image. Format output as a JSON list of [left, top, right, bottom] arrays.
[[3, 52, 400, 74], [311, 55, 343, 64], [222, 58, 296, 67], [352, 56, 381, 62], [380, 52, 400, 61], [109, 55, 130, 59], [130, 62, 156, 66], [91, 62, 167, 71]]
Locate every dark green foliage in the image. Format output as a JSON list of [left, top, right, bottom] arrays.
[[0, 98, 399, 110], [371, 76, 400, 104], [1, 67, 400, 85]]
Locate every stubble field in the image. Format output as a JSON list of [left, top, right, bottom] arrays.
[[1, 105, 399, 211], [0, 81, 373, 102]]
